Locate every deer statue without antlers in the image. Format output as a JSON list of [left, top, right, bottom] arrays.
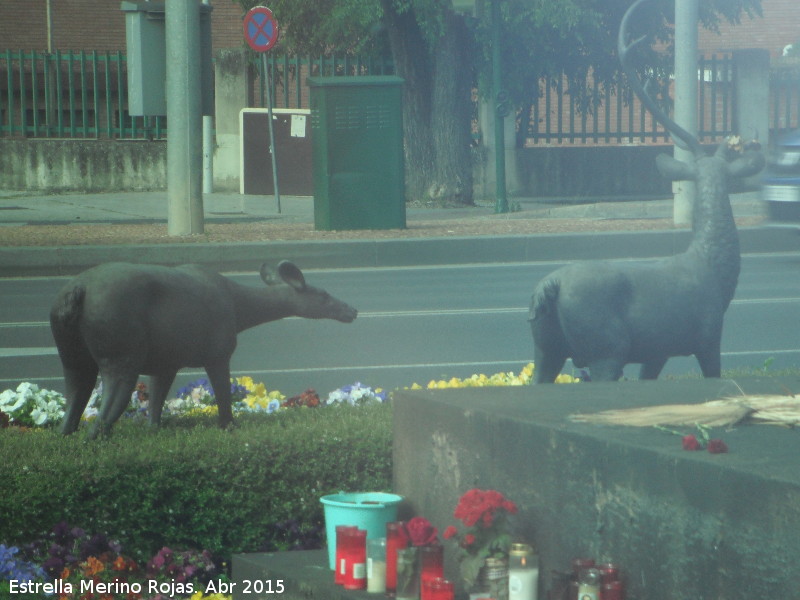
[[528, 0, 765, 383], [50, 260, 357, 438]]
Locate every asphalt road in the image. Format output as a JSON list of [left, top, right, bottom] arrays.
[[2, 253, 799, 398]]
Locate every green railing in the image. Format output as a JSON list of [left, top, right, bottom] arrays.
[[255, 53, 395, 109], [770, 60, 800, 137], [3, 50, 797, 143], [525, 54, 736, 145], [1, 49, 165, 139]]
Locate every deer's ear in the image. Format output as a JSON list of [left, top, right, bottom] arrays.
[[655, 153, 698, 182], [260, 263, 279, 286], [277, 260, 307, 291], [727, 151, 765, 179]]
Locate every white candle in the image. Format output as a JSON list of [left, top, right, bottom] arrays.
[[367, 558, 387, 593], [509, 565, 539, 600]]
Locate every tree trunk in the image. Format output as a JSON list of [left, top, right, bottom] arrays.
[[381, 0, 473, 206], [429, 11, 474, 205], [380, 0, 434, 204]]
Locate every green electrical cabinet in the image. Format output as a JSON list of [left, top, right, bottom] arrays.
[[309, 76, 406, 231]]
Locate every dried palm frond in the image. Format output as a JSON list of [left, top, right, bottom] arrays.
[[570, 394, 800, 428]]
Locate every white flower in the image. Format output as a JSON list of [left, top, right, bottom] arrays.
[[0, 382, 66, 427]]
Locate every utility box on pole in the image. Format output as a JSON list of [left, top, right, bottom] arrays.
[[309, 76, 406, 231], [121, 1, 214, 117]]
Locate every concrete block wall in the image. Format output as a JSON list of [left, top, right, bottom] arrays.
[[392, 379, 800, 599]]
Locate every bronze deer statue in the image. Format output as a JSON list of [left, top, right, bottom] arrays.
[[51, 260, 357, 438], [529, 0, 764, 383]]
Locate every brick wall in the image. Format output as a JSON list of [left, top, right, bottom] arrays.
[[0, 0, 245, 53], [0, 0, 797, 56], [698, 0, 799, 56]]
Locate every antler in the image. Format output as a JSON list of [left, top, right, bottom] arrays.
[[618, 0, 705, 156]]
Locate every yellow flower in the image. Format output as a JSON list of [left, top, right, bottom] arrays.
[[186, 405, 218, 417], [236, 376, 255, 390]]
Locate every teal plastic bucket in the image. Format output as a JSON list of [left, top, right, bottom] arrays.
[[320, 492, 403, 569]]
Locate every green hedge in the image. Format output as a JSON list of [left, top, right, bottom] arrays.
[[0, 405, 392, 562]]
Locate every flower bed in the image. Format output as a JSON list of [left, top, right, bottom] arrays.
[[0, 363, 573, 429], [0, 362, 576, 599]]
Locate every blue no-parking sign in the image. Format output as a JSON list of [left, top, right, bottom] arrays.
[[243, 6, 279, 53]]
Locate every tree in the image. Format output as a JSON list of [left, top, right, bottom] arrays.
[[234, 0, 761, 206]]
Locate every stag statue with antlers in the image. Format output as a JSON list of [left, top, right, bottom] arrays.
[[528, 0, 765, 383]]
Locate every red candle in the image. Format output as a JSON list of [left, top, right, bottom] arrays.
[[423, 577, 454, 600], [385, 521, 408, 596], [598, 562, 620, 584], [602, 580, 625, 600], [344, 529, 367, 590], [419, 544, 444, 600], [334, 526, 357, 585]]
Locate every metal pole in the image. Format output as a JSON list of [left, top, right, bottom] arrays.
[[202, 0, 214, 194], [46, 0, 53, 53], [263, 53, 281, 213], [491, 0, 508, 214], [673, 0, 699, 225], [166, 0, 204, 235]]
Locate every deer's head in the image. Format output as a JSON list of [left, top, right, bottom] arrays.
[[260, 261, 358, 323], [618, 0, 764, 185]]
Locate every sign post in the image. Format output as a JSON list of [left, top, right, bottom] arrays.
[[243, 6, 281, 213]]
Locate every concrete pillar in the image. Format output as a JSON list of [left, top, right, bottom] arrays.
[[733, 49, 771, 188], [672, 0, 699, 226], [214, 49, 253, 192], [733, 49, 771, 144], [166, 0, 203, 235]]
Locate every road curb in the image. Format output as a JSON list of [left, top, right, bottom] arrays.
[[0, 226, 796, 277]]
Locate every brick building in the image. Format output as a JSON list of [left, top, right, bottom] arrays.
[[0, 0, 797, 58]]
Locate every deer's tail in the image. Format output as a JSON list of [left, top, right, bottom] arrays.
[[50, 285, 86, 328], [529, 278, 560, 323]]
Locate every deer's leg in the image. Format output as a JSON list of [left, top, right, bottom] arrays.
[[60, 364, 99, 435], [533, 345, 568, 384], [148, 371, 177, 428], [695, 346, 722, 378], [90, 370, 139, 439], [639, 358, 667, 380], [205, 362, 235, 429], [587, 358, 625, 382], [531, 313, 569, 384]]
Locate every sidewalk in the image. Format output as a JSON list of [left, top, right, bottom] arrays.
[[1, 189, 795, 277], [0, 189, 765, 225]]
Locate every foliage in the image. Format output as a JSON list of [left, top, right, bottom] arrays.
[[0, 404, 393, 562], [233, 0, 761, 205], [3, 522, 229, 600], [234, 0, 762, 106]]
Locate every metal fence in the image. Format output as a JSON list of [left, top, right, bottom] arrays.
[[0, 49, 166, 139], [2, 50, 798, 143], [525, 54, 736, 145], [770, 60, 800, 136], [255, 53, 395, 109]]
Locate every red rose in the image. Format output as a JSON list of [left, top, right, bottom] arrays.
[[405, 516, 438, 546], [707, 439, 728, 454], [682, 434, 702, 451], [463, 533, 476, 547], [443, 526, 458, 540]]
